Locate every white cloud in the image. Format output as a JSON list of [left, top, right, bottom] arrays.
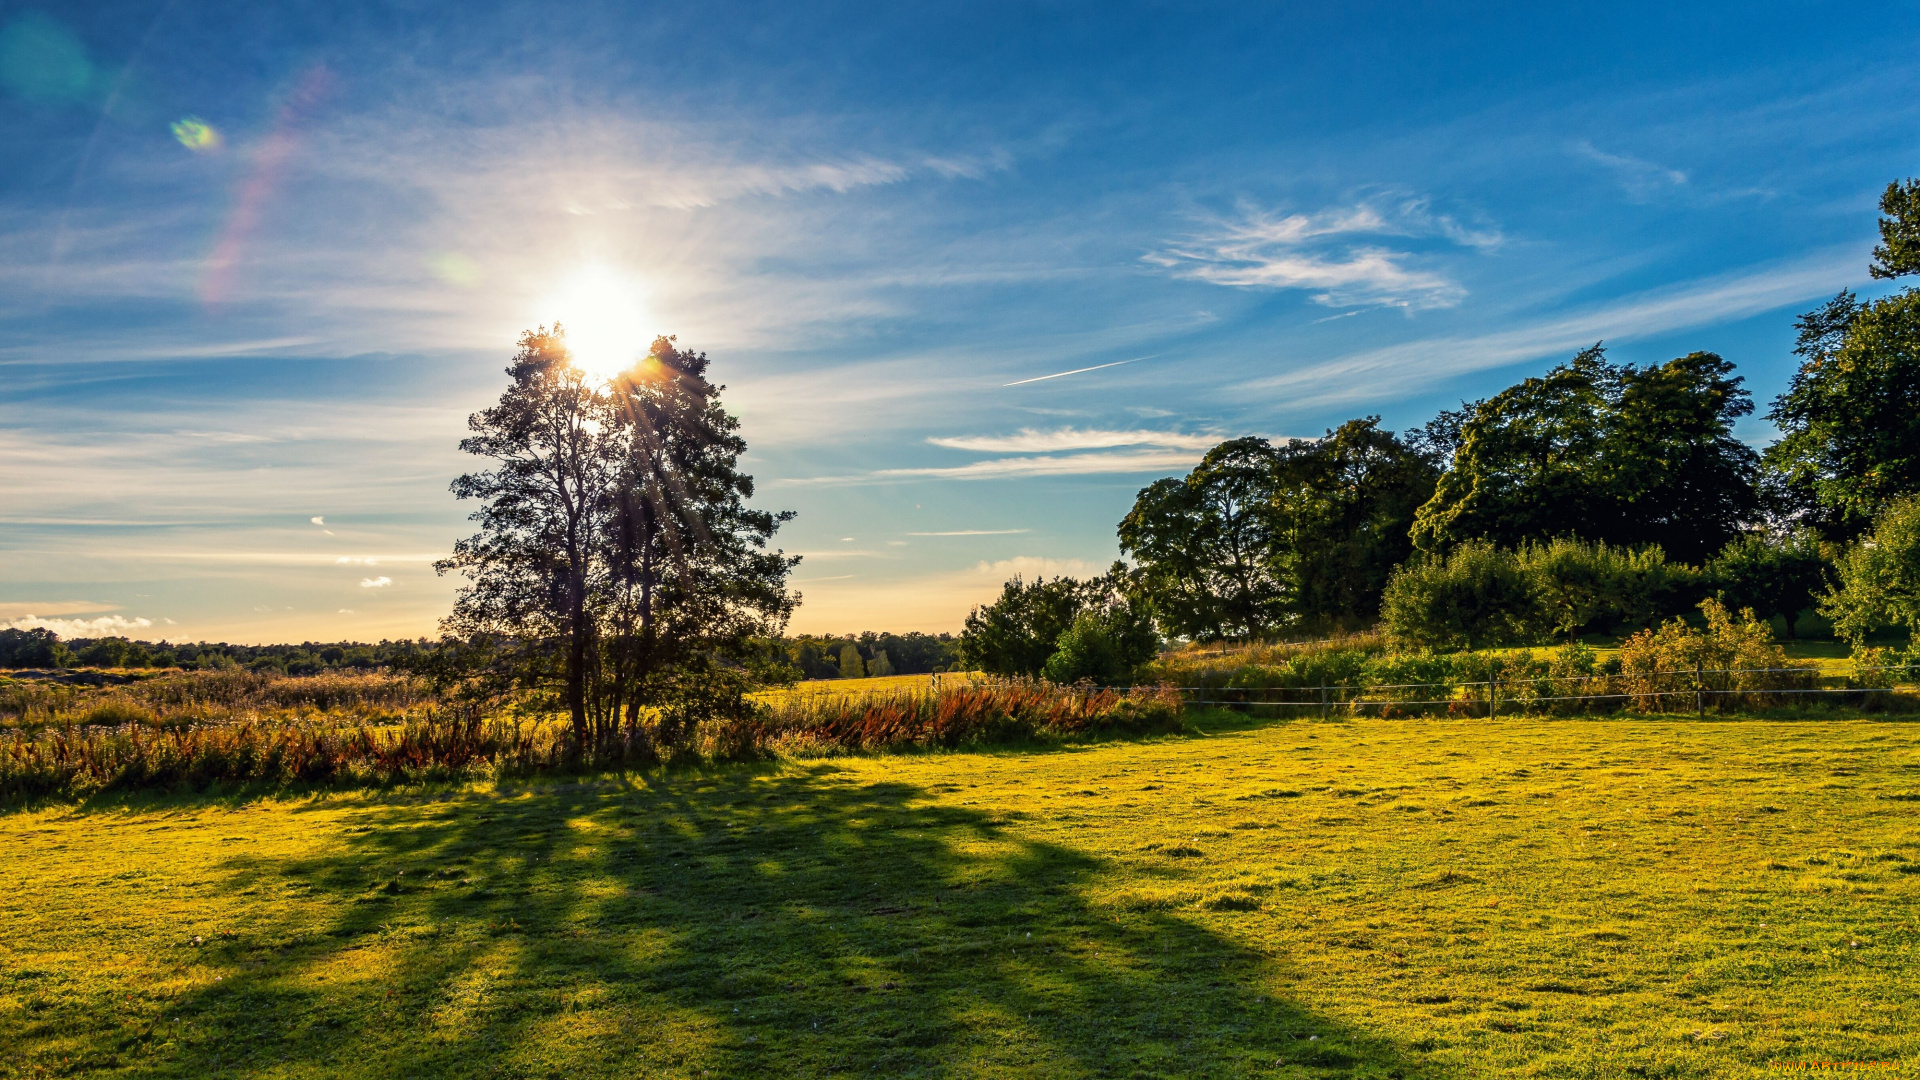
[[928, 427, 1218, 453], [359, 576, 393, 588], [2, 614, 155, 638], [972, 556, 1105, 580], [1146, 196, 1497, 309], [310, 515, 325, 525], [908, 529, 1031, 536], [337, 608, 355, 614], [335, 556, 380, 565]]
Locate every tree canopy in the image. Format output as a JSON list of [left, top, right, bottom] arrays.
[[1411, 346, 1760, 563]]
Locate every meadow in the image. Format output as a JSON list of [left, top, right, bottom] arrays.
[[4, 708, 1918, 1079]]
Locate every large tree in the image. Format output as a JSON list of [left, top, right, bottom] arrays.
[[1764, 182, 1920, 538], [1270, 418, 1438, 624], [599, 337, 798, 740], [438, 329, 796, 749], [1118, 437, 1291, 641], [1411, 345, 1760, 563], [439, 329, 610, 743], [1119, 424, 1438, 641]]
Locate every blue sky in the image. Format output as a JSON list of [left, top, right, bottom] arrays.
[[2, 0, 1917, 643]]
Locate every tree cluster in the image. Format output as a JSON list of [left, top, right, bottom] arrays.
[[958, 567, 1159, 683], [1106, 178, 1920, 649]]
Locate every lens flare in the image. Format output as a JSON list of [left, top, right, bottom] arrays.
[[540, 265, 651, 379], [171, 116, 221, 151], [427, 252, 481, 287]]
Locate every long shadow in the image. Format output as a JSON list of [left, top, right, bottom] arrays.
[[79, 765, 1445, 1079]]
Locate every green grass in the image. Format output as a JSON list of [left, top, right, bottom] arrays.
[[4, 712, 1919, 1078]]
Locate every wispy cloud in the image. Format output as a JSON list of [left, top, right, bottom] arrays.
[[1572, 141, 1688, 198], [1235, 247, 1860, 406], [359, 576, 392, 588], [0, 600, 118, 619], [907, 529, 1031, 536], [789, 448, 1205, 484], [926, 428, 1218, 453], [1146, 195, 1498, 309]]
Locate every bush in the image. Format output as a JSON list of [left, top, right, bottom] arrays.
[[1822, 495, 1920, 649], [961, 568, 1157, 679], [1380, 541, 1544, 649], [1617, 600, 1814, 710], [756, 681, 1185, 752], [1706, 530, 1831, 636], [1042, 613, 1129, 684], [1519, 539, 1697, 637], [1383, 539, 1698, 649]]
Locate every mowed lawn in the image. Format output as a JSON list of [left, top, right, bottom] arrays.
[[4, 716, 1919, 1079]]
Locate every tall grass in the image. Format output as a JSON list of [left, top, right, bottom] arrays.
[[752, 680, 1186, 753], [0, 678, 1185, 801], [1138, 603, 1909, 717], [0, 670, 435, 733]]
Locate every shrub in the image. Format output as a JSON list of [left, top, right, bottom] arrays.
[[1383, 539, 1698, 649], [1706, 530, 1831, 636], [1617, 600, 1814, 710], [757, 681, 1184, 753], [1822, 495, 1920, 650], [1042, 613, 1129, 684], [1380, 541, 1544, 649]]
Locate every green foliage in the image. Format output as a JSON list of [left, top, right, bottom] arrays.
[[1705, 530, 1831, 635], [1119, 421, 1436, 640], [1412, 346, 1761, 562], [1616, 600, 1813, 710], [960, 568, 1156, 679], [1871, 177, 1920, 280], [1118, 437, 1292, 641], [1822, 495, 1920, 649], [1766, 289, 1920, 537], [1381, 539, 1698, 649], [1379, 540, 1546, 649], [1042, 613, 1130, 684], [0, 628, 62, 668], [837, 643, 866, 680]]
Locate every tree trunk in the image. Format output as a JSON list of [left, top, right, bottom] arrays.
[[567, 567, 589, 750]]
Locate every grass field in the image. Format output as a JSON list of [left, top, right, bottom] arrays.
[[4, 711, 1918, 1079]]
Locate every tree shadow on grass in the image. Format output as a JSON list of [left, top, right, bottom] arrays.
[[80, 766, 1449, 1079]]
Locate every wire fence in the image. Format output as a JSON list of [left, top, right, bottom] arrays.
[[769, 665, 1920, 717]]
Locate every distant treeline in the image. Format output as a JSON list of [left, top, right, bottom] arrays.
[[758, 632, 962, 680], [0, 625, 962, 681], [0, 629, 439, 673]]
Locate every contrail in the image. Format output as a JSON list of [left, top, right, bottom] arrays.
[[1002, 355, 1154, 387]]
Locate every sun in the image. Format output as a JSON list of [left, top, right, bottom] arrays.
[[541, 265, 651, 380]]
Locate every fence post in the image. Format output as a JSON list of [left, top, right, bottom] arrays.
[[1320, 684, 1328, 721], [1489, 674, 1497, 720], [1695, 659, 1705, 717]]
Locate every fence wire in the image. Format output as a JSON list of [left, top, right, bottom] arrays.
[[770, 665, 1918, 716]]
